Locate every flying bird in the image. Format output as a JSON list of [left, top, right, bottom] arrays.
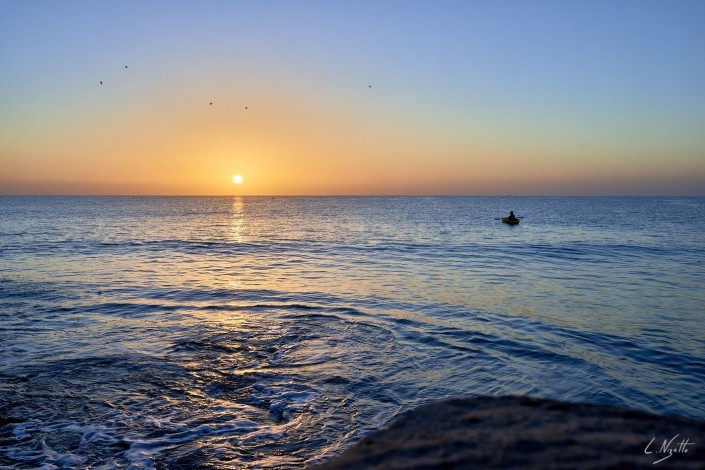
[[124, 66, 128, 69], [99, 81, 103, 85]]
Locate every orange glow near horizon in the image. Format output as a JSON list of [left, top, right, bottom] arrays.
[[2, 76, 703, 196]]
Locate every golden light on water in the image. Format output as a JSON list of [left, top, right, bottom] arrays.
[[230, 196, 245, 243]]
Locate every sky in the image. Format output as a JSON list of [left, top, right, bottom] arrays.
[[1, 0, 704, 196]]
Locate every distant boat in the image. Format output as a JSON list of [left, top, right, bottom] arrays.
[[501, 217, 520, 225]]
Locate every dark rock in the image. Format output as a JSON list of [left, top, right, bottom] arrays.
[[314, 396, 705, 469]]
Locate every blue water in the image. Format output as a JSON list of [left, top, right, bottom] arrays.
[[1, 196, 704, 468]]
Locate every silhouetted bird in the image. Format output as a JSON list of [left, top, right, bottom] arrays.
[[124, 66, 128, 69], [210, 102, 213, 105], [368, 85, 372, 88], [99, 81, 103, 85]]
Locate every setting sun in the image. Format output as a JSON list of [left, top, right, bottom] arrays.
[[233, 175, 243, 185]]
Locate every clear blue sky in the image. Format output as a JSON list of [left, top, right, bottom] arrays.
[[2, 0, 704, 195]]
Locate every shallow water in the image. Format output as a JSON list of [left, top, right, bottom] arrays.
[[1, 196, 704, 468]]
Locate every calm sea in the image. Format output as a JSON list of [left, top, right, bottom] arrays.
[[1, 196, 704, 468]]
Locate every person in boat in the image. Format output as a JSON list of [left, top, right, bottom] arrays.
[[507, 211, 517, 221]]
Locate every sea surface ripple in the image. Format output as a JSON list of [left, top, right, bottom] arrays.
[[1, 196, 704, 468]]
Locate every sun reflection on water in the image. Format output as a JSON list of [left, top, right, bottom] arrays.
[[230, 196, 246, 243]]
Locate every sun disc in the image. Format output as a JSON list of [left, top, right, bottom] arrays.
[[233, 175, 243, 184]]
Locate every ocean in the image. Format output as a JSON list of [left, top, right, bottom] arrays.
[[1, 196, 704, 468]]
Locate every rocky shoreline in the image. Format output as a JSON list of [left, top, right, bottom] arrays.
[[314, 396, 705, 469]]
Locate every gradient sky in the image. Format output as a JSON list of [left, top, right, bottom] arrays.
[[1, 0, 704, 195]]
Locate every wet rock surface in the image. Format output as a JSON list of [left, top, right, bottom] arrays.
[[315, 396, 705, 469]]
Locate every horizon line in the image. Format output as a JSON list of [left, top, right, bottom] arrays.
[[1, 194, 703, 198]]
